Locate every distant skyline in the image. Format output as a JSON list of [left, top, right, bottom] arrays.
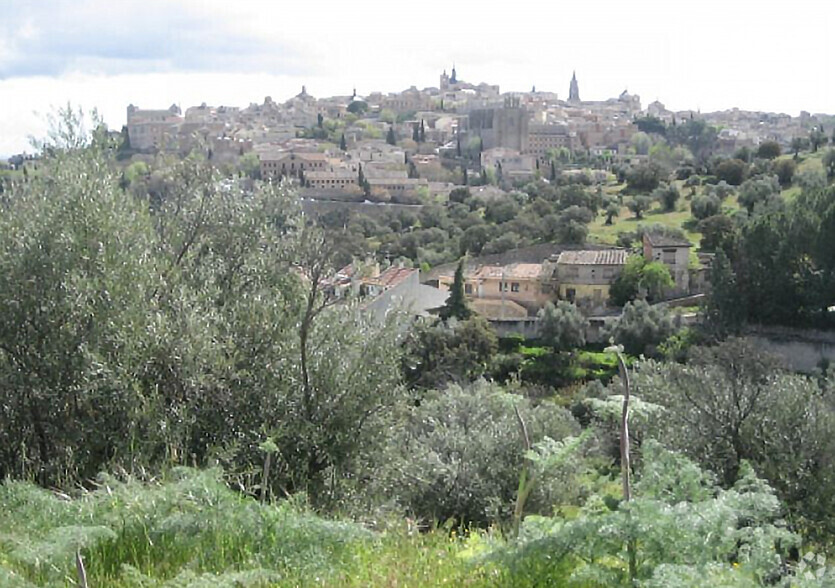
[[2, 0, 834, 156]]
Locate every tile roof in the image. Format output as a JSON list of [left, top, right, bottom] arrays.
[[557, 249, 628, 265], [472, 263, 543, 280], [365, 266, 416, 289]]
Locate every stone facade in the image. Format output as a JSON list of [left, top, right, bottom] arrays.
[[642, 233, 691, 296], [555, 249, 628, 312]]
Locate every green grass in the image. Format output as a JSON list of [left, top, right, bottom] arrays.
[[588, 198, 701, 247], [0, 469, 500, 587]]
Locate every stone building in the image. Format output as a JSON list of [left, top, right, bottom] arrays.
[[467, 96, 529, 152], [527, 123, 576, 158], [554, 249, 629, 311], [642, 233, 691, 295], [259, 151, 328, 180], [126, 104, 183, 151]]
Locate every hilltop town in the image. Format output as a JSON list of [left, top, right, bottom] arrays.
[[120, 67, 830, 200]]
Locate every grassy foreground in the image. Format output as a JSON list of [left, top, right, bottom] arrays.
[[0, 468, 500, 587]]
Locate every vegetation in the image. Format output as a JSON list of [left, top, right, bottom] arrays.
[[4, 108, 835, 587]]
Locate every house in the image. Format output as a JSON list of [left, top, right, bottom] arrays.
[[642, 233, 691, 296], [330, 263, 448, 322], [437, 262, 552, 315], [554, 249, 629, 311]]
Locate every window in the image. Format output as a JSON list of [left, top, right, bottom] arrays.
[[511, 282, 520, 292], [465, 284, 473, 295]]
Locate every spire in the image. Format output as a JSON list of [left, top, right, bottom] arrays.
[[450, 63, 457, 84], [569, 71, 580, 103]]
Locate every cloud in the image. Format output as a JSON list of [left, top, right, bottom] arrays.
[[0, 0, 310, 79]]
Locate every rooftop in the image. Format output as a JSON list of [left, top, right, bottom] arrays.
[[365, 266, 416, 289], [472, 263, 543, 280], [557, 249, 628, 265]]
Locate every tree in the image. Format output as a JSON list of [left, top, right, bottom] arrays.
[[809, 127, 828, 152], [459, 224, 492, 256], [605, 202, 620, 225], [702, 250, 745, 334], [386, 125, 396, 146], [714, 158, 747, 185], [626, 161, 665, 192], [738, 174, 781, 214], [823, 148, 835, 180], [634, 116, 667, 136], [439, 259, 472, 321], [448, 187, 471, 204], [634, 339, 835, 542], [610, 257, 673, 306], [606, 299, 675, 356], [339, 133, 347, 151], [347, 100, 368, 115], [756, 140, 781, 159], [631, 131, 652, 155], [627, 195, 652, 219], [772, 157, 796, 187], [402, 317, 497, 390], [537, 301, 588, 352], [653, 183, 680, 212], [690, 193, 720, 220], [317, 113, 323, 128], [790, 136, 809, 159]]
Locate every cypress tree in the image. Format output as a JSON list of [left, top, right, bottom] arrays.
[[439, 259, 472, 321], [340, 133, 347, 151], [386, 126, 396, 145]]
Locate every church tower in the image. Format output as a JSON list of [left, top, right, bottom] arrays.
[[440, 69, 450, 91], [569, 71, 580, 103], [450, 63, 457, 84]]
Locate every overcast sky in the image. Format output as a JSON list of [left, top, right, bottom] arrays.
[[1, 0, 833, 156]]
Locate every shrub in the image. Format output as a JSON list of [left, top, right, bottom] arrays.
[[605, 299, 675, 356], [374, 381, 581, 527]]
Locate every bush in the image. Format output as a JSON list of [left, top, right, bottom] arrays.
[[537, 301, 588, 352], [714, 158, 747, 186], [690, 193, 720, 220], [652, 183, 680, 212], [606, 299, 675, 356], [772, 158, 796, 187], [374, 381, 581, 527]]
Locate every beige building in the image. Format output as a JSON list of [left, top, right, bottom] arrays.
[[305, 169, 358, 190], [555, 249, 629, 311], [126, 104, 183, 151], [527, 123, 576, 158], [438, 262, 552, 315], [259, 151, 328, 180]]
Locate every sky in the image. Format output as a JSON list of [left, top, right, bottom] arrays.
[[1, 0, 834, 157]]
